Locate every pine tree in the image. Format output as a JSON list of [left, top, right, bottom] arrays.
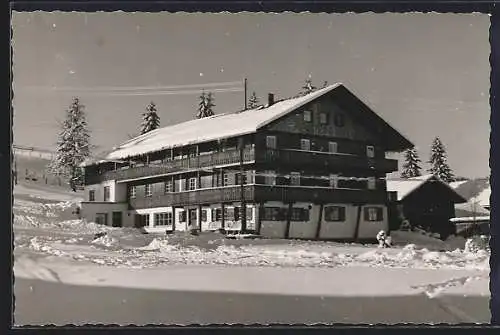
[[49, 97, 91, 191], [401, 147, 422, 178], [301, 78, 317, 95], [140, 101, 160, 135], [197, 91, 215, 118], [248, 91, 259, 109], [428, 137, 455, 183]]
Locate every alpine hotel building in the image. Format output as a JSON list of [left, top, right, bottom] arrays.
[[80, 83, 413, 240]]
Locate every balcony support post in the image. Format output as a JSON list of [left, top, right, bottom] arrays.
[[197, 204, 203, 232], [220, 203, 226, 233], [284, 202, 293, 239], [315, 203, 324, 240]]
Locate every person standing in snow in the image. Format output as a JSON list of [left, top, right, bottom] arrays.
[[376, 230, 391, 248]]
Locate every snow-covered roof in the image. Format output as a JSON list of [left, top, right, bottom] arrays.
[[476, 186, 491, 208], [449, 216, 490, 223], [386, 174, 466, 202], [449, 180, 469, 189], [82, 82, 413, 166], [455, 200, 490, 216], [102, 84, 341, 162]]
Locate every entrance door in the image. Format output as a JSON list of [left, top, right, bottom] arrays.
[[188, 209, 198, 229], [112, 211, 123, 227]]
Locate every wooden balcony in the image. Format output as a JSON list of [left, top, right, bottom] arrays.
[[85, 147, 255, 185], [255, 149, 398, 173], [129, 184, 386, 209]]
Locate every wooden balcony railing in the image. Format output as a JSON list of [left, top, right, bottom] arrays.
[[255, 149, 398, 172], [85, 147, 255, 185], [128, 184, 386, 209]]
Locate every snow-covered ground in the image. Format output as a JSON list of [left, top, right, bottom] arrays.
[[13, 184, 490, 299]]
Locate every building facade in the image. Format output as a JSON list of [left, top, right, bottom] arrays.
[[80, 83, 413, 240]]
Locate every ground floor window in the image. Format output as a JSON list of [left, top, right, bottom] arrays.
[[89, 190, 95, 202], [224, 207, 235, 221], [211, 208, 223, 221], [261, 207, 287, 221], [291, 208, 309, 221], [201, 209, 208, 222], [95, 213, 108, 226], [324, 206, 346, 222], [364, 207, 384, 221], [135, 214, 150, 228], [179, 211, 186, 222], [154, 212, 172, 226]]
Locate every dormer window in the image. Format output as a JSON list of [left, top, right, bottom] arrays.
[[303, 110, 312, 122]]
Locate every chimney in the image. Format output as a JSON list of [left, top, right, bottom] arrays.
[[268, 93, 275, 106]]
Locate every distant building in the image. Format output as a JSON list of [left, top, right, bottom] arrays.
[[80, 83, 413, 240], [387, 174, 467, 239]]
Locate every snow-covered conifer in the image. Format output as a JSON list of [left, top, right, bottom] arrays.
[[248, 91, 260, 109], [49, 97, 91, 190], [401, 147, 422, 178], [197, 91, 215, 118], [428, 137, 455, 182], [301, 78, 317, 95], [140, 101, 160, 135]]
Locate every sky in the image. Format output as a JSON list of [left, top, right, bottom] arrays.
[[11, 12, 490, 178]]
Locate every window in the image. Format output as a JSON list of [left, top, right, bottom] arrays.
[[201, 210, 208, 222], [266, 135, 277, 149], [264, 170, 276, 185], [223, 173, 229, 186], [129, 186, 136, 199], [135, 214, 150, 228], [236, 172, 247, 185], [328, 141, 338, 154], [212, 208, 222, 221], [300, 139, 311, 151], [103, 186, 110, 201], [95, 213, 108, 226], [291, 208, 310, 221], [329, 174, 339, 188], [261, 207, 287, 221], [303, 110, 312, 122], [145, 184, 152, 197], [333, 113, 345, 127], [154, 212, 172, 226], [224, 207, 235, 221], [164, 180, 173, 193], [246, 208, 253, 221], [179, 211, 186, 222], [188, 177, 197, 191], [364, 207, 384, 222], [367, 177, 376, 190], [319, 112, 328, 125], [324, 206, 346, 222], [366, 145, 375, 158], [290, 172, 301, 186], [88, 190, 95, 202]]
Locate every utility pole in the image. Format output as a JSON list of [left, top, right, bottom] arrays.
[[244, 78, 248, 110], [239, 137, 247, 233]]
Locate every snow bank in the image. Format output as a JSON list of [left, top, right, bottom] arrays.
[[14, 253, 487, 298], [90, 234, 118, 248]]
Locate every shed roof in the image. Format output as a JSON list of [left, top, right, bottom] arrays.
[[387, 174, 467, 203]]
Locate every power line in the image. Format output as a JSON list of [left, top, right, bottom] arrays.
[[80, 87, 243, 97], [20, 80, 243, 93]]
